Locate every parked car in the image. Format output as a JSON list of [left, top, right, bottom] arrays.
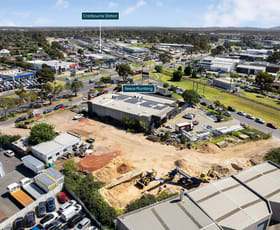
[[85, 138, 95, 144], [267, 123, 278, 129], [58, 200, 77, 213], [13, 217, 25, 230], [74, 218, 91, 230], [39, 213, 58, 229], [15, 116, 27, 123], [45, 218, 63, 230], [227, 106, 236, 112], [237, 111, 246, 116], [246, 114, 255, 120], [223, 111, 232, 117], [43, 108, 53, 114], [54, 104, 64, 110], [4, 150, 15, 157], [255, 118, 265, 124], [37, 201, 47, 218], [68, 212, 86, 228], [57, 192, 69, 204], [25, 211, 36, 227], [46, 197, 56, 212], [61, 204, 82, 221], [73, 114, 84, 120], [183, 113, 194, 119], [60, 224, 70, 230], [200, 101, 207, 106]]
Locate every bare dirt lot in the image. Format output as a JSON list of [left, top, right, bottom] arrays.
[[1, 110, 280, 209]]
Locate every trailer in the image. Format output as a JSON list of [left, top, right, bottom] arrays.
[[175, 122, 193, 133], [7, 183, 34, 207], [21, 155, 45, 174], [20, 178, 45, 200]]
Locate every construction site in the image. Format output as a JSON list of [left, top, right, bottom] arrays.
[[1, 109, 280, 210]]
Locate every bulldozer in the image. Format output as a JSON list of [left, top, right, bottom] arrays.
[[136, 169, 157, 189]]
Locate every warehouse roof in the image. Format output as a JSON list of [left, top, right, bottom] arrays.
[[89, 93, 176, 119], [35, 173, 56, 187], [233, 161, 280, 203], [117, 193, 222, 230], [21, 155, 44, 167], [44, 168, 64, 182], [188, 176, 270, 229], [237, 64, 266, 70]]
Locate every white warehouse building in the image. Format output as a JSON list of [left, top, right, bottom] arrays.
[[31, 132, 82, 164]]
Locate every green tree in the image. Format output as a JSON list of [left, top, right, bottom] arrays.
[[182, 90, 200, 105], [230, 73, 239, 79], [29, 123, 56, 145], [264, 148, 280, 165], [116, 64, 134, 82], [125, 194, 157, 213], [163, 83, 169, 88], [36, 66, 55, 82], [77, 48, 84, 55], [172, 70, 183, 81], [184, 65, 192, 76], [159, 52, 172, 64], [191, 70, 198, 78], [0, 135, 21, 147], [255, 72, 274, 90], [65, 81, 84, 96], [155, 65, 163, 73], [267, 51, 280, 64], [0, 98, 16, 117]]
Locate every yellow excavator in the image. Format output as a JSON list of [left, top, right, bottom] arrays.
[[136, 169, 157, 189], [200, 169, 219, 182]]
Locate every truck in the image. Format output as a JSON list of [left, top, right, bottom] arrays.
[[7, 183, 34, 207], [21, 155, 45, 174], [175, 122, 194, 133], [20, 178, 45, 200]]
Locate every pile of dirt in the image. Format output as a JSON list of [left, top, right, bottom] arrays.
[[174, 159, 201, 176], [195, 143, 222, 154], [93, 157, 135, 183], [211, 164, 230, 177]]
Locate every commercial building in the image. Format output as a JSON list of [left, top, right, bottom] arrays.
[[213, 78, 235, 90], [116, 43, 148, 53], [27, 60, 79, 74], [236, 64, 266, 75], [116, 191, 222, 230], [0, 69, 36, 81], [88, 93, 178, 129], [0, 49, 10, 56], [233, 161, 280, 223], [31, 132, 82, 164], [198, 57, 239, 72]]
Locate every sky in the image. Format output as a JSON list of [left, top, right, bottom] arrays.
[[1, 0, 280, 28]]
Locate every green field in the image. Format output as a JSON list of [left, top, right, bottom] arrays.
[[151, 73, 280, 127]]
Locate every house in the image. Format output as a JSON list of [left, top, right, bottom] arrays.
[[0, 49, 10, 56]]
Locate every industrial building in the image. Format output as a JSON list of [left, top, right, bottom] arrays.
[[27, 60, 79, 74], [236, 64, 266, 75], [116, 43, 148, 53], [116, 191, 222, 230], [0, 69, 36, 81], [198, 57, 239, 72], [31, 132, 82, 164], [88, 93, 178, 129], [213, 78, 236, 90]]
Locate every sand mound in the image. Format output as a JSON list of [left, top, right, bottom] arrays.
[[195, 143, 222, 154], [93, 157, 135, 183], [174, 159, 201, 176], [211, 164, 230, 177]]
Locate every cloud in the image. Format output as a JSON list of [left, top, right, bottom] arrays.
[[0, 20, 18, 27], [123, 0, 146, 15], [35, 17, 55, 26], [108, 1, 118, 9], [204, 0, 280, 27], [55, 0, 69, 9]]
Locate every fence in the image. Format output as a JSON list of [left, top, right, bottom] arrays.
[[0, 183, 63, 229]]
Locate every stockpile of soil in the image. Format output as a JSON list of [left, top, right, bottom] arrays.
[[174, 159, 201, 176], [93, 157, 135, 183], [195, 143, 222, 154]]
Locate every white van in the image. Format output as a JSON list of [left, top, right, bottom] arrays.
[[58, 200, 77, 213], [61, 204, 82, 221], [74, 217, 91, 230]]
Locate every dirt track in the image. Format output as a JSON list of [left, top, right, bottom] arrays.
[[1, 110, 280, 209]]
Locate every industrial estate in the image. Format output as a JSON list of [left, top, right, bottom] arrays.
[[1, 3, 280, 230]]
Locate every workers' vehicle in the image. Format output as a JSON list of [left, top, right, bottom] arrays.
[[61, 204, 82, 221], [20, 178, 45, 200], [136, 170, 157, 189], [7, 183, 34, 207], [13, 217, 25, 230], [21, 155, 45, 174], [43, 108, 53, 114], [183, 113, 195, 119], [39, 213, 58, 229], [175, 122, 194, 133], [15, 116, 27, 123], [246, 114, 255, 120], [46, 197, 56, 212], [54, 104, 64, 110], [37, 201, 47, 218], [25, 211, 36, 227], [237, 111, 246, 116], [57, 192, 69, 204], [58, 200, 77, 213], [45, 218, 63, 230], [74, 217, 91, 230], [267, 123, 278, 129], [200, 169, 220, 182], [227, 106, 236, 112], [4, 150, 15, 157], [255, 118, 265, 124], [68, 212, 86, 228]]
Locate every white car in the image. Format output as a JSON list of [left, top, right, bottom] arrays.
[[73, 114, 84, 120], [183, 113, 194, 119], [58, 200, 77, 213], [75, 217, 91, 230], [82, 96, 88, 101], [4, 150, 15, 157]]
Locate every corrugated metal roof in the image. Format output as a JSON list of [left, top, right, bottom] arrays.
[[188, 176, 270, 229], [21, 155, 45, 168], [233, 161, 280, 203], [44, 168, 64, 182], [35, 173, 56, 187], [117, 194, 222, 230]]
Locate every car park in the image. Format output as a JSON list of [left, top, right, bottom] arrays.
[[237, 111, 246, 116], [37, 201, 47, 218], [58, 200, 77, 213], [227, 106, 236, 112], [246, 114, 255, 120], [4, 150, 15, 157], [45, 218, 63, 230], [61, 204, 82, 221], [13, 217, 25, 230], [57, 192, 69, 204], [25, 211, 36, 227], [46, 197, 56, 212], [39, 213, 58, 229], [68, 212, 86, 228], [255, 118, 265, 124], [74, 217, 91, 230], [267, 123, 278, 129]]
